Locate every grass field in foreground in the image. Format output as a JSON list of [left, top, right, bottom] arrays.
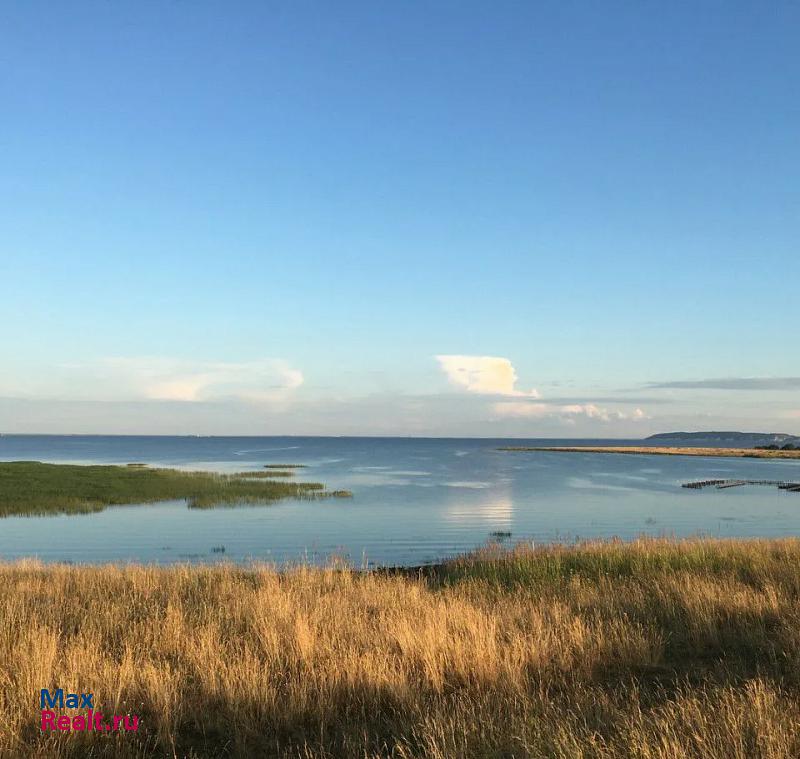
[[500, 445, 800, 459], [0, 461, 350, 516], [3, 537, 800, 757]]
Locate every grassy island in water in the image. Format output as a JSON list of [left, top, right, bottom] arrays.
[[0, 461, 351, 516]]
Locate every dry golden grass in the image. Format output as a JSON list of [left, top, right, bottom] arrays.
[[3, 537, 800, 758], [501, 445, 800, 459]]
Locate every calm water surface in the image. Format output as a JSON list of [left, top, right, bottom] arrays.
[[1, 435, 799, 566]]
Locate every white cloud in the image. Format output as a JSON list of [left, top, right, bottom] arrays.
[[9, 357, 304, 403], [435, 355, 650, 424], [107, 357, 304, 402], [493, 401, 649, 422], [435, 355, 539, 397]]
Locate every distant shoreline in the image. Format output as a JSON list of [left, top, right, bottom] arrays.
[[500, 446, 800, 459]]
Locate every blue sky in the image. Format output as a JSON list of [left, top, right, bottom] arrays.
[[1, 2, 799, 435]]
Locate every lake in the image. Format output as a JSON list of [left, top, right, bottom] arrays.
[[1, 435, 799, 566]]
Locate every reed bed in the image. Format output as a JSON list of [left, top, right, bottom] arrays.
[[2, 537, 800, 757], [230, 470, 297, 478], [0, 462, 332, 516]]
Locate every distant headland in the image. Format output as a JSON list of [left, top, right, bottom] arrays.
[[645, 431, 800, 447], [500, 430, 800, 459]]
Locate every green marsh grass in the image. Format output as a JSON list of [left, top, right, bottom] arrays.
[[0, 461, 333, 516], [230, 470, 296, 478]]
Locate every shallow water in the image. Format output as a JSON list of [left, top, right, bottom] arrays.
[[1, 435, 799, 566]]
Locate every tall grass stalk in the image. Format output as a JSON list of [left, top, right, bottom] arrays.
[[2, 537, 800, 757]]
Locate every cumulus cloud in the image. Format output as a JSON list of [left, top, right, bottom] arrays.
[[435, 355, 539, 397], [493, 401, 648, 422], [435, 355, 650, 424], [108, 357, 303, 402], [14, 357, 304, 403]]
